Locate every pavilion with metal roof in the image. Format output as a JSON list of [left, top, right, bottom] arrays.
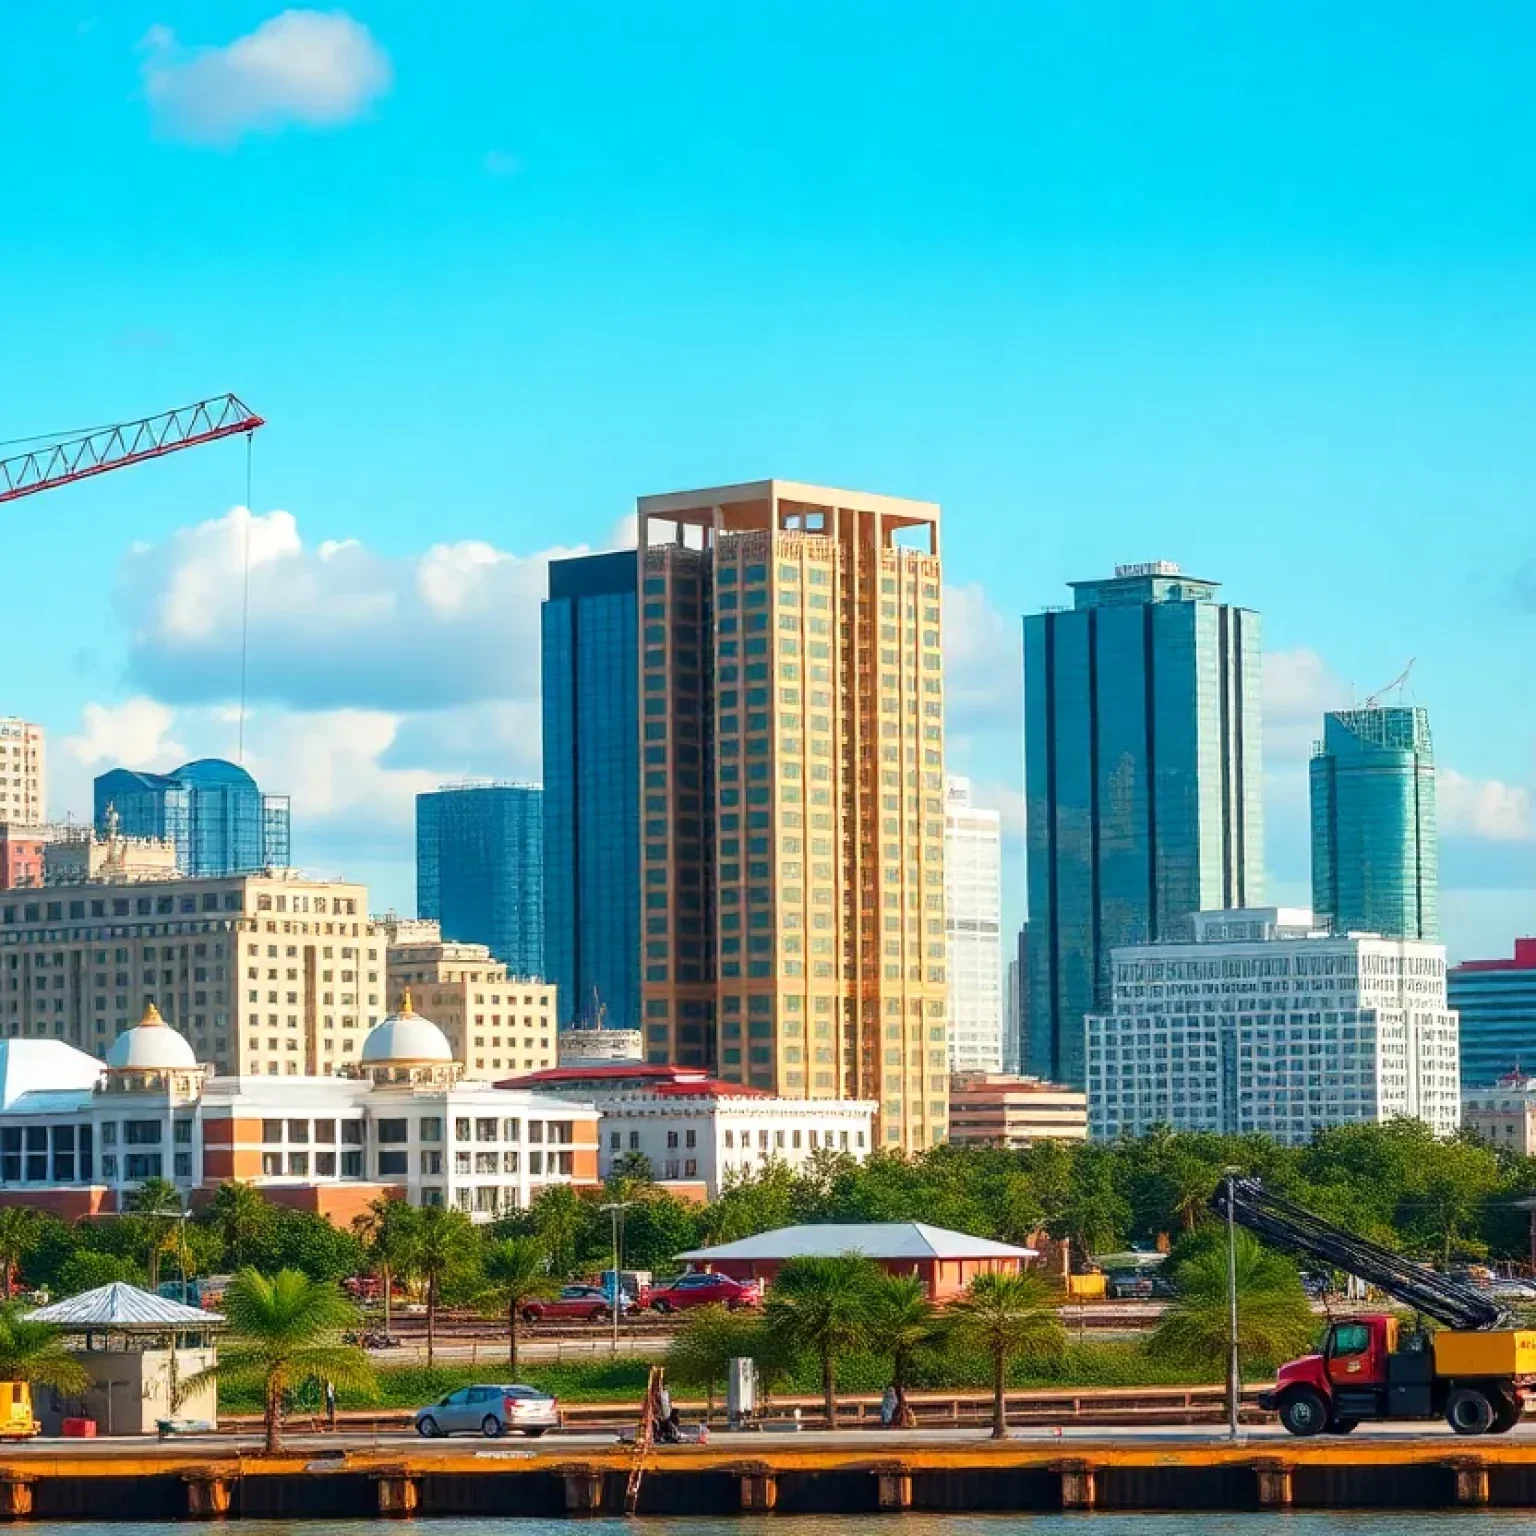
[[676, 1221, 1037, 1299]]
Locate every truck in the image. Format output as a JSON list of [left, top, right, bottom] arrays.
[[1215, 1178, 1535, 1437]]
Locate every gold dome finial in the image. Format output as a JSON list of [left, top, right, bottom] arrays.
[[400, 987, 414, 1016], [139, 1002, 164, 1028]]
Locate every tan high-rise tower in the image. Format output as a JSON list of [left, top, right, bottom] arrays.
[[637, 481, 947, 1153]]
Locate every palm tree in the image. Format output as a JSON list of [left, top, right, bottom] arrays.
[[185, 1269, 373, 1455], [0, 1208, 40, 1299], [0, 1306, 90, 1397], [1149, 1230, 1314, 1380], [352, 1196, 415, 1336], [127, 1177, 184, 1291], [868, 1273, 945, 1428], [951, 1271, 1067, 1439], [409, 1205, 475, 1367], [482, 1237, 557, 1375], [764, 1254, 879, 1429], [206, 1182, 271, 1268]]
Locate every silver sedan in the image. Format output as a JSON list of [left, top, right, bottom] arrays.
[[414, 1384, 559, 1438]]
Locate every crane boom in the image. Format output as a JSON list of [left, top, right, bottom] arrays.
[[1213, 1177, 1506, 1332], [0, 394, 264, 505]]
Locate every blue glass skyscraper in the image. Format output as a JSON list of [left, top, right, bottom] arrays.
[[540, 551, 640, 1030], [1310, 705, 1438, 940], [94, 758, 290, 876], [416, 784, 544, 976], [1024, 562, 1263, 1086]]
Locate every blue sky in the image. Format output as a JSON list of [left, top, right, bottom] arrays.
[[4, 3, 1536, 957]]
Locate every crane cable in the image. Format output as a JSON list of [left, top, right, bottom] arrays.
[[238, 431, 254, 764]]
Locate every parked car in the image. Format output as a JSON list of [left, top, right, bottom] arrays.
[[1105, 1272, 1155, 1301], [645, 1272, 762, 1313], [414, 1384, 558, 1438], [520, 1283, 632, 1323]]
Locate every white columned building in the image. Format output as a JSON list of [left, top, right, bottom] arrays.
[[944, 777, 1003, 1073]]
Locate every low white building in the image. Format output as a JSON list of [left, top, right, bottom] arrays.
[[501, 1064, 877, 1196], [0, 995, 601, 1224], [1086, 907, 1460, 1144]]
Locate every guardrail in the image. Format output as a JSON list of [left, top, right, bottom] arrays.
[[224, 1382, 1271, 1435]]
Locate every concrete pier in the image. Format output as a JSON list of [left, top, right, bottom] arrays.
[[0, 1437, 1534, 1517]]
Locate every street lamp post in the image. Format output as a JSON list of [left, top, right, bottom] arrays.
[[1224, 1167, 1241, 1440], [600, 1201, 633, 1357]]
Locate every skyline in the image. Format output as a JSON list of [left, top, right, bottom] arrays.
[[6, 4, 1536, 963]]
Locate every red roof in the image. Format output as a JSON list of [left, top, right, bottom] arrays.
[[496, 1064, 770, 1098], [1455, 938, 1536, 973]]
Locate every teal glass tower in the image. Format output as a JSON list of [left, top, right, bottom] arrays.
[[94, 758, 290, 876], [416, 784, 544, 975], [541, 550, 640, 1031], [1024, 562, 1263, 1086], [1309, 706, 1438, 940]]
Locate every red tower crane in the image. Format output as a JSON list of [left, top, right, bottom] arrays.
[[0, 393, 264, 504]]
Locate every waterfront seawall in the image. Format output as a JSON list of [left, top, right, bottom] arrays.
[[0, 1437, 1533, 1518]]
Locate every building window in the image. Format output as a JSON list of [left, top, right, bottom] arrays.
[[376, 1119, 408, 1145], [378, 1150, 409, 1177]]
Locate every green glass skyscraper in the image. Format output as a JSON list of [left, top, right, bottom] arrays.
[[1309, 706, 1438, 940], [1024, 562, 1263, 1086]]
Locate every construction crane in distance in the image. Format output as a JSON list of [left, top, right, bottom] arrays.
[[1362, 657, 1415, 710], [0, 394, 264, 504]]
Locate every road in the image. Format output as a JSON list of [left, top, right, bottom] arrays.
[[7, 1421, 1536, 1457]]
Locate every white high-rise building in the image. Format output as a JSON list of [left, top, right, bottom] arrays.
[[1086, 907, 1461, 1144], [0, 720, 44, 826], [944, 777, 1003, 1073]]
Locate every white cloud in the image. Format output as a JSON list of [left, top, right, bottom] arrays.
[[1263, 647, 1352, 763], [142, 9, 392, 145], [944, 581, 1020, 728], [118, 505, 604, 712], [1439, 768, 1535, 844]]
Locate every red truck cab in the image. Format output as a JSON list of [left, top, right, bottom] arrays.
[[1262, 1315, 1527, 1436]]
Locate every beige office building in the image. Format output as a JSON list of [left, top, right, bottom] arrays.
[[0, 872, 381, 1077], [637, 480, 947, 1153], [385, 939, 557, 1077], [0, 720, 44, 826]]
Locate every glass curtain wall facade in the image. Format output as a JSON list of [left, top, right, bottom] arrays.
[[1450, 940, 1536, 1087], [1310, 706, 1438, 941], [541, 551, 640, 1031], [1024, 563, 1262, 1087], [93, 758, 290, 877], [416, 785, 544, 976]]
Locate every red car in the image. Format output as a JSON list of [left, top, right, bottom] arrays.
[[519, 1284, 631, 1323], [645, 1272, 762, 1313]]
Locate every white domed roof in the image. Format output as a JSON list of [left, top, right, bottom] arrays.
[[360, 992, 454, 1065], [108, 1004, 198, 1071]]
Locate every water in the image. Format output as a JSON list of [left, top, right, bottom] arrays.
[[31, 1519, 1535, 1535]]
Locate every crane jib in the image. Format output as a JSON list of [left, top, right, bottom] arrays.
[[1212, 1177, 1507, 1333]]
